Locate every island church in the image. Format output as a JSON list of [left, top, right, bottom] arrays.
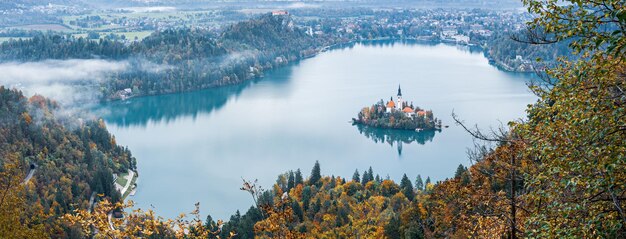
[[385, 85, 426, 118]]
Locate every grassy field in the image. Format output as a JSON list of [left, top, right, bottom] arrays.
[[119, 31, 154, 40], [10, 24, 72, 31], [122, 173, 137, 200], [62, 9, 212, 26], [60, 9, 196, 38], [71, 33, 88, 38], [115, 172, 129, 187]]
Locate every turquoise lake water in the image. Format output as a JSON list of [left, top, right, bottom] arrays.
[[98, 40, 536, 219]]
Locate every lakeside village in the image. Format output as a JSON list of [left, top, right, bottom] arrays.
[[353, 85, 442, 131]]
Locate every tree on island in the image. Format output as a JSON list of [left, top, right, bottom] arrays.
[[354, 99, 440, 130]]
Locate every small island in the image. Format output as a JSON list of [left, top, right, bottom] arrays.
[[352, 85, 442, 131]]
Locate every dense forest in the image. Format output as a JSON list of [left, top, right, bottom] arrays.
[[207, 161, 435, 238], [0, 13, 329, 101], [0, 12, 572, 105], [0, 87, 136, 238], [1, 0, 624, 238]]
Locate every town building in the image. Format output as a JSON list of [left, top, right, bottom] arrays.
[[272, 10, 289, 16]]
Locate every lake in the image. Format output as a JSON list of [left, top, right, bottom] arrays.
[[98, 40, 536, 220]]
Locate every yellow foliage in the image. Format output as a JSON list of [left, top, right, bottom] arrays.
[[0, 153, 48, 238], [64, 200, 229, 239], [21, 112, 32, 125]]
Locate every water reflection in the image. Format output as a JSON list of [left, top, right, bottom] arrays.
[[97, 41, 536, 219], [354, 124, 438, 155], [98, 63, 296, 127], [333, 39, 441, 51]]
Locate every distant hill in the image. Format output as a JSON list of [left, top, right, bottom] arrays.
[[220, 13, 319, 52], [0, 0, 83, 8], [0, 0, 523, 10], [0, 13, 326, 100], [68, 0, 524, 9]]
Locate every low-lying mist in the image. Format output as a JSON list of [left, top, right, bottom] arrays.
[[0, 59, 129, 105], [0, 58, 173, 106]]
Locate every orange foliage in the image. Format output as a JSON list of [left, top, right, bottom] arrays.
[[21, 112, 32, 125], [28, 94, 47, 108]]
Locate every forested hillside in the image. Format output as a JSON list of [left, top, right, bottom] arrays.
[[1, 0, 624, 238], [0, 12, 570, 103], [0, 13, 327, 101], [63, 0, 624, 238], [486, 31, 574, 71], [0, 36, 132, 60], [0, 87, 136, 238], [213, 163, 432, 238]]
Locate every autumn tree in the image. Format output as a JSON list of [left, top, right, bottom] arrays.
[[521, 0, 625, 56], [518, 47, 626, 238], [0, 153, 47, 238], [253, 196, 304, 239], [0, 87, 136, 238], [65, 200, 230, 239], [512, 0, 626, 237]]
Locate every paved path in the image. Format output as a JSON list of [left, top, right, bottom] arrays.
[[108, 170, 134, 231], [118, 170, 135, 197], [22, 168, 36, 184], [88, 192, 97, 213], [107, 211, 115, 231]]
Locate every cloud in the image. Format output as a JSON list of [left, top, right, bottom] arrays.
[[133, 58, 176, 74], [0, 59, 129, 84], [219, 50, 259, 67], [120, 6, 177, 13], [0, 59, 129, 105], [286, 3, 320, 9]]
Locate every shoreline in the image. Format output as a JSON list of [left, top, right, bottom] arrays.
[[102, 38, 532, 104], [114, 169, 137, 201], [100, 38, 522, 202]]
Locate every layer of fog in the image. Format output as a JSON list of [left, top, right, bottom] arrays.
[[119, 6, 177, 13], [0, 59, 173, 107], [286, 2, 320, 9], [0, 59, 128, 105]]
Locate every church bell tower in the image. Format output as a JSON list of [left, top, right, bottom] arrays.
[[396, 85, 403, 110]]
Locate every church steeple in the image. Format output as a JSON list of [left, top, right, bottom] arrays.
[[396, 85, 403, 110]]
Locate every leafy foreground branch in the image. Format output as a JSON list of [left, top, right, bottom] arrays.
[[64, 200, 233, 239]]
